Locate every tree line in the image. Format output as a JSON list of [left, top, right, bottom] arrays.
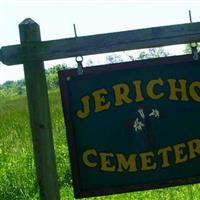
[[0, 64, 67, 97]]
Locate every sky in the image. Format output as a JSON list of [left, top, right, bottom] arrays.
[[0, 0, 200, 84]]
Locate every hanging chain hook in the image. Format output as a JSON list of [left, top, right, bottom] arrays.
[[73, 24, 77, 38], [76, 55, 84, 75], [189, 10, 199, 60], [74, 24, 84, 75]]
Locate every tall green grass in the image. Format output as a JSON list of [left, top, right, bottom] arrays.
[[0, 90, 200, 199]]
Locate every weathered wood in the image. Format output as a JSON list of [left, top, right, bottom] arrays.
[[1, 22, 200, 65], [19, 18, 60, 200]]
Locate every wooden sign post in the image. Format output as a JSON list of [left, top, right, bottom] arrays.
[[19, 19, 60, 200]]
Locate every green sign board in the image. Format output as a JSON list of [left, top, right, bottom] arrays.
[[59, 55, 200, 198]]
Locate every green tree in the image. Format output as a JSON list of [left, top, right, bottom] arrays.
[[1, 81, 17, 96], [137, 48, 169, 60], [184, 43, 200, 54], [0, 64, 68, 97], [3, 80, 16, 89], [106, 54, 123, 64], [105, 48, 169, 64], [16, 79, 26, 95], [46, 64, 68, 89]]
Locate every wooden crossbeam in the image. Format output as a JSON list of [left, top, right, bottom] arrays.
[[1, 22, 200, 66]]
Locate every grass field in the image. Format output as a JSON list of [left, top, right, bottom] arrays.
[[0, 89, 200, 200]]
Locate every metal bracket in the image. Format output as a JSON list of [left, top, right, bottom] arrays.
[[189, 10, 199, 60], [74, 24, 84, 75], [76, 56, 84, 75], [191, 44, 199, 60]]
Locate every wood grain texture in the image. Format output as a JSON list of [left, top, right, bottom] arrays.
[[1, 22, 200, 65], [19, 18, 60, 200]]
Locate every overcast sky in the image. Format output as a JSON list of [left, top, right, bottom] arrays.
[[0, 0, 200, 83]]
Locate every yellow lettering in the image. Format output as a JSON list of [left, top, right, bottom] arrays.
[[146, 78, 164, 100], [187, 138, 200, 159], [82, 149, 97, 168], [140, 152, 157, 171], [157, 146, 172, 168], [168, 79, 189, 101], [173, 143, 188, 164], [189, 81, 200, 102], [132, 80, 144, 102], [92, 88, 111, 113], [113, 83, 132, 106], [76, 96, 90, 119], [100, 152, 115, 172], [116, 153, 137, 172]]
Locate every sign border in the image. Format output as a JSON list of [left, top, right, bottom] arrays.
[[58, 54, 200, 198]]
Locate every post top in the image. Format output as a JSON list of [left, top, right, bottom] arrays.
[[19, 18, 38, 26]]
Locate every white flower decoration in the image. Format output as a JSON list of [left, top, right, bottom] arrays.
[[137, 109, 145, 119], [149, 109, 160, 118], [133, 118, 144, 132]]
